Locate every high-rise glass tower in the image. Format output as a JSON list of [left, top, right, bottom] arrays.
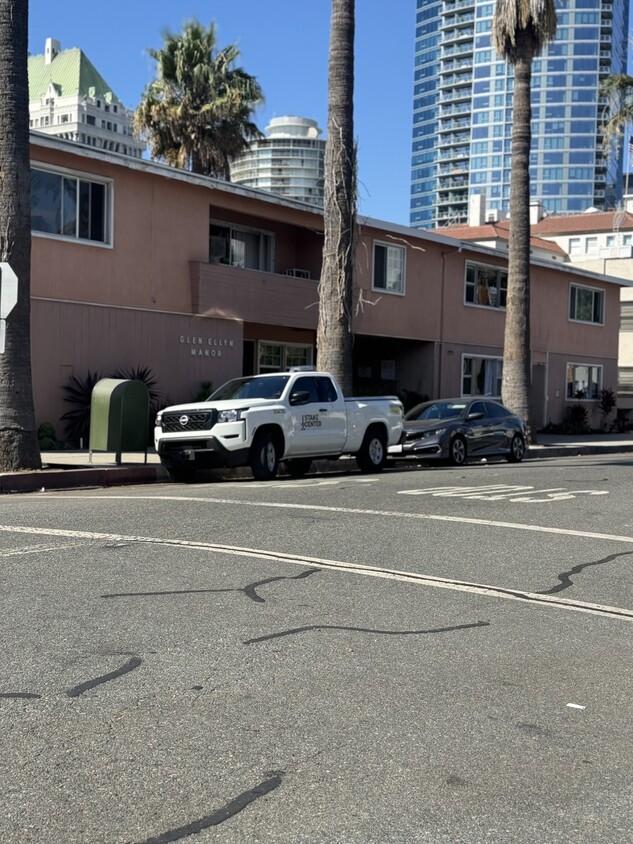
[[410, 0, 629, 229]]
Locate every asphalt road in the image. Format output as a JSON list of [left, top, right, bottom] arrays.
[[1, 454, 632, 843]]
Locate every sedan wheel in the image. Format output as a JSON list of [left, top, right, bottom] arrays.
[[507, 434, 526, 463], [449, 435, 467, 466]]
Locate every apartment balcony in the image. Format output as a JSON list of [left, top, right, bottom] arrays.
[[437, 132, 470, 148], [439, 116, 471, 131], [190, 262, 318, 329], [440, 95, 472, 117], [438, 164, 467, 175], [434, 210, 468, 226], [441, 12, 475, 28], [438, 176, 469, 188], [441, 27, 475, 46], [439, 147, 470, 161], [443, 0, 476, 12], [437, 191, 469, 206], [441, 43, 474, 59], [440, 72, 473, 89], [440, 58, 473, 73]]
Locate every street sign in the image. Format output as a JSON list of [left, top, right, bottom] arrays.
[[0, 262, 18, 319], [0, 262, 18, 354]]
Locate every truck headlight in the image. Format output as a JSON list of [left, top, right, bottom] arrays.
[[155, 411, 163, 426], [217, 409, 242, 423]]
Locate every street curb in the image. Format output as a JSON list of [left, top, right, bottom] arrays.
[[2, 444, 632, 494], [0, 465, 169, 494]]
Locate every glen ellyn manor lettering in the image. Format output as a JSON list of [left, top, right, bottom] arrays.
[[180, 336, 235, 357]]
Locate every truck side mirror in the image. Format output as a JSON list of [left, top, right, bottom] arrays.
[[289, 390, 311, 406]]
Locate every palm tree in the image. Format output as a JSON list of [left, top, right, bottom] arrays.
[[600, 73, 633, 149], [135, 20, 264, 179], [316, 0, 356, 395], [493, 0, 557, 441], [0, 0, 41, 471]]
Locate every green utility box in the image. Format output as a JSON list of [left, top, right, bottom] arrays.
[[89, 378, 149, 464]]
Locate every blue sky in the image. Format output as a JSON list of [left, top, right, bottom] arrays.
[[28, 0, 416, 225]]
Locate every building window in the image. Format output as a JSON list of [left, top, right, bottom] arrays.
[[465, 262, 507, 308], [569, 237, 581, 254], [566, 363, 601, 399], [585, 236, 598, 254], [373, 242, 405, 294], [569, 283, 604, 324], [210, 221, 274, 271], [258, 341, 313, 373], [31, 165, 110, 244], [462, 355, 503, 397]]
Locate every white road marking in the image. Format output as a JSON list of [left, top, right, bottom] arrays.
[[399, 484, 610, 503], [0, 522, 632, 623], [35, 493, 632, 546], [0, 541, 85, 558]]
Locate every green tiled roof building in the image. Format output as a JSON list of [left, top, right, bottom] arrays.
[[28, 38, 144, 159]]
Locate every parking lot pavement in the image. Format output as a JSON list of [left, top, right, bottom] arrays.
[[1, 433, 633, 494]]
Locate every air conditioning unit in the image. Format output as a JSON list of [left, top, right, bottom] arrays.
[[282, 268, 311, 279], [485, 209, 500, 223]]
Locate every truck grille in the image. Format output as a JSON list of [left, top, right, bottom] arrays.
[[162, 410, 216, 432]]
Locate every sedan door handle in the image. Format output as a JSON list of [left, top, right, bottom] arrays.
[[319, 408, 328, 412]]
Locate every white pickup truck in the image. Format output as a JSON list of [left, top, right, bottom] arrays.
[[154, 369, 403, 481]]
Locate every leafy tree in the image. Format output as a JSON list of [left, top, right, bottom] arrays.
[[135, 19, 264, 178], [493, 0, 557, 442], [0, 0, 41, 470], [316, 0, 356, 395]]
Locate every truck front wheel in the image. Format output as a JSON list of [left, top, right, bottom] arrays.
[[356, 427, 387, 473], [250, 430, 281, 480]]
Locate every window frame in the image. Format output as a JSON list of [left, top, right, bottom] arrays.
[[566, 362, 602, 400], [210, 219, 275, 272], [464, 261, 508, 310], [461, 354, 503, 397], [372, 240, 406, 296], [569, 282, 604, 325], [257, 341, 314, 374], [30, 161, 113, 247]]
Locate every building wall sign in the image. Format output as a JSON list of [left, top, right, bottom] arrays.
[[179, 335, 236, 358]]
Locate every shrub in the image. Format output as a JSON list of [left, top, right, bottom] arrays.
[[60, 370, 103, 446], [38, 421, 65, 450], [598, 387, 616, 427], [562, 401, 590, 434]]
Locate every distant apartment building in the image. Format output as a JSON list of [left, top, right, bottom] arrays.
[[28, 37, 144, 158], [411, 0, 629, 229], [230, 116, 325, 207], [434, 199, 633, 415]]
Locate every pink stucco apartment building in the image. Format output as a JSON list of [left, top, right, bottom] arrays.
[[28, 134, 625, 436]]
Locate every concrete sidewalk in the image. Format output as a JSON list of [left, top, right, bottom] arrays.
[[1, 433, 633, 494]]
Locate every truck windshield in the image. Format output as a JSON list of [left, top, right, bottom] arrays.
[[210, 375, 290, 401]]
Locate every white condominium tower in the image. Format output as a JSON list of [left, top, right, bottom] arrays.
[[230, 116, 325, 207]]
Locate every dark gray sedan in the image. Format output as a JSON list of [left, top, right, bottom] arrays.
[[387, 398, 527, 465]]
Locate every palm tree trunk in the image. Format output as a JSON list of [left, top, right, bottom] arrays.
[[316, 0, 356, 395], [502, 29, 534, 442], [0, 0, 42, 470]]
